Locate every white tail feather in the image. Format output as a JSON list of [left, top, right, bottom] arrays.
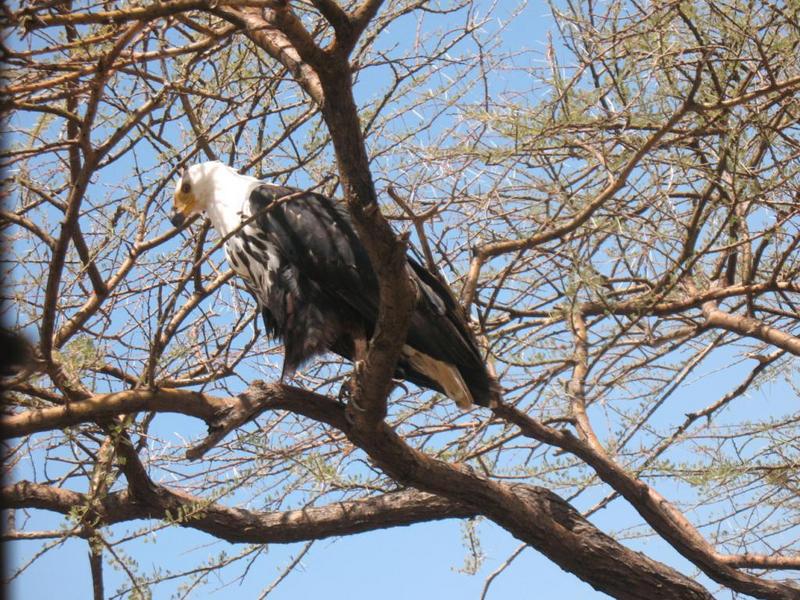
[[402, 346, 473, 409]]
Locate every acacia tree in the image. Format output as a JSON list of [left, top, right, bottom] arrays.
[[2, 0, 800, 598]]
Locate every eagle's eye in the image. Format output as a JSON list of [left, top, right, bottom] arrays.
[[180, 182, 191, 194]]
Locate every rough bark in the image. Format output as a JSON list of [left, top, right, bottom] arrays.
[[2, 383, 722, 600], [1, 481, 474, 544]]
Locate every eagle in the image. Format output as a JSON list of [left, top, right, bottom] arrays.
[[170, 161, 499, 408]]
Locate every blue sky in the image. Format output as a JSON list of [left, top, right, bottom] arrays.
[[9, 516, 611, 599], [1, 3, 606, 598], [5, 1, 797, 598], [2, 3, 594, 598]]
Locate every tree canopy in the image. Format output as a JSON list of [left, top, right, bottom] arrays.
[[2, 0, 800, 598]]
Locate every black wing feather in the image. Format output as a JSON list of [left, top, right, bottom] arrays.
[[250, 185, 379, 320], [247, 183, 497, 405]]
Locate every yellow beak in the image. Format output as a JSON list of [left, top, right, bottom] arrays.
[[170, 189, 197, 227]]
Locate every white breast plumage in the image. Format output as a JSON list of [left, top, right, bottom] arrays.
[[224, 225, 281, 305]]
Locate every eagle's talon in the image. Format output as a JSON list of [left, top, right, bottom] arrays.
[[339, 376, 365, 414], [343, 385, 365, 426], [348, 395, 366, 413], [337, 380, 351, 406]]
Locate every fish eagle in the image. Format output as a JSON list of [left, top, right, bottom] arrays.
[[170, 161, 499, 408]]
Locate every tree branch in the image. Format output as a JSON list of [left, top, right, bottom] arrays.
[[462, 81, 701, 307], [239, 383, 717, 600], [12, 0, 282, 29], [1, 388, 222, 439], [702, 301, 800, 355], [1, 481, 475, 544], [491, 403, 800, 600]]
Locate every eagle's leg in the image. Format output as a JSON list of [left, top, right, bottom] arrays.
[[343, 332, 369, 415]]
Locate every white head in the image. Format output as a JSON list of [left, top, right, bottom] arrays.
[[170, 161, 258, 234]]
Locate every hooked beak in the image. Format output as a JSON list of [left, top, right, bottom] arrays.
[[171, 187, 196, 228], [170, 211, 186, 228]]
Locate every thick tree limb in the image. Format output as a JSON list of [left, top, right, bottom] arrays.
[[0, 482, 475, 544], [0, 384, 713, 597], [492, 403, 800, 600], [315, 64, 416, 424], [6, 3, 797, 599], [218, 4, 416, 423], [241, 383, 716, 600], [215, 7, 325, 104], [309, 0, 351, 43], [702, 301, 800, 355], [12, 0, 282, 29], [4, 383, 796, 596], [1, 388, 223, 439], [580, 281, 800, 318]]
